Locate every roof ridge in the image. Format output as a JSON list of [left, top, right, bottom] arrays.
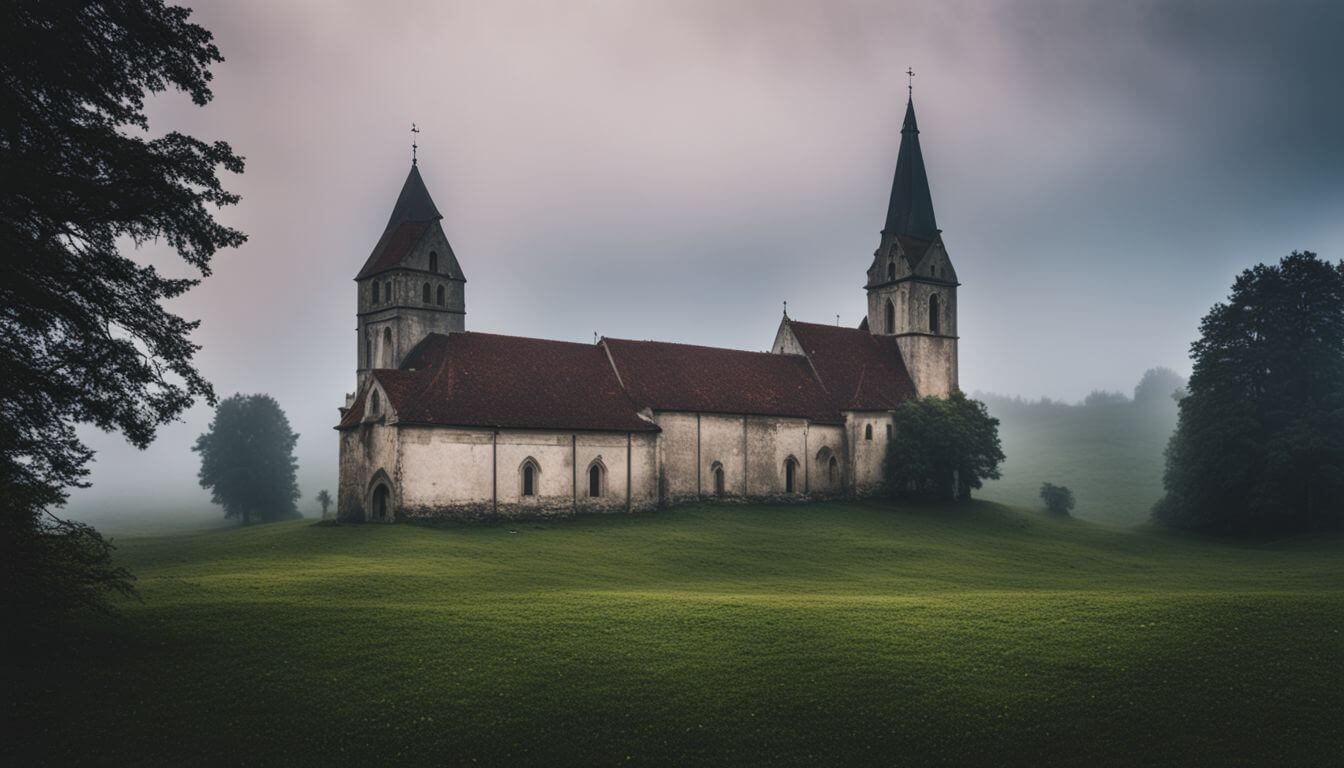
[[604, 336, 807, 359]]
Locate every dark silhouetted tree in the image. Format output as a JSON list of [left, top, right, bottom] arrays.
[[1039, 483, 1075, 516], [1, 1, 243, 628], [1153, 251, 1344, 535], [315, 489, 333, 520], [1134, 367, 1187, 406], [885, 391, 1005, 502], [195, 395, 301, 525]]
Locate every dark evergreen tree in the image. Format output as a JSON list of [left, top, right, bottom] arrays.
[[885, 391, 1005, 502], [195, 395, 301, 525], [1153, 252, 1344, 535], [0, 1, 243, 626]]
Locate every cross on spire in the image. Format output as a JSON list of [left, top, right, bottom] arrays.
[[906, 67, 915, 97], [411, 122, 420, 165]]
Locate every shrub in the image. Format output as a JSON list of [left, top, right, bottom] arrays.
[[1039, 483, 1075, 516]]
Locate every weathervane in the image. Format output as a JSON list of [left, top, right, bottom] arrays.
[[411, 122, 420, 165], [907, 67, 915, 97]]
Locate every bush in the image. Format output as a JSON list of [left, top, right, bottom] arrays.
[[1039, 483, 1075, 516], [884, 391, 1005, 502]]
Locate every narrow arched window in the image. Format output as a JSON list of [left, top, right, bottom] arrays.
[[785, 457, 798, 494], [371, 281, 379, 304], [384, 280, 392, 302], [711, 462, 725, 496], [429, 251, 438, 273], [886, 261, 896, 281], [370, 390, 380, 414], [864, 424, 873, 441], [436, 285, 445, 306], [884, 299, 895, 334], [522, 463, 536, 496], [382, 327, 393, 368], [828, 456, 838, 484], [422, 282, 430, 303], [588, 464, 602, 497], [929, 294, 940, 334]]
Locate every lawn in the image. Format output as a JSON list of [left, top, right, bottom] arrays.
[[7, 502, 1342, 767]]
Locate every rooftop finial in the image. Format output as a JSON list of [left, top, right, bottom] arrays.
[[906, 66, 915, 98], [783, 300, 789, 317], [411, 122, 420, 165]]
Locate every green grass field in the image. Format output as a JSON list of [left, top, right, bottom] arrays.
[[8, 502, 1342, 767]]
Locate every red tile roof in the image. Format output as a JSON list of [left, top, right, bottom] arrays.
[[602, 338, 840, 423], [338, 332, 656, 432], [785, 319, 917, 411]]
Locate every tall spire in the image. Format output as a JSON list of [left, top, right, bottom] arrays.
[[882, 94, 939, 241], [383, 163, 442, 233]]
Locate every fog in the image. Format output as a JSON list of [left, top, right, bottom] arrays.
[[61, 0, 1344, 531]]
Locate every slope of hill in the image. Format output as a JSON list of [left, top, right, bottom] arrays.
[[976, 393, 1180, 525], [9, 502, 1341, 767]]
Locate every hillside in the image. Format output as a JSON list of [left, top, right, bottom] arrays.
[[9, 502, 1341, 767], [976, 393, 1180, 525]]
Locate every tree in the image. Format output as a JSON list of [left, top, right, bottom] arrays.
[[315, 489, 333, 520], [1039, 483, 1075, 516], [1, 1, 243, 626], [1134, 367, 1187, 406], [1153, 252, 1344, 535], [885, 391, 1005, 502], [195, 395, 301, 525]]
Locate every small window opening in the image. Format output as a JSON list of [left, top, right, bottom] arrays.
[[886, 261, 896, 281], [785, 458, 798, 494], [886, 424, 893, 440], [522, 463, 536, 497], [884, 299, 895, 334], [588, 464, 602, 497], [371, 282, 379, 304], [436, 285, 445, 306], [929, 294, 941, 334], [712, 462, 725, 496], [384, 280, 392, 302], [370, 390, 380, 414], [864, 424, 873, 441], [429, 251, 438, 273], [828, 456, 838, 484]]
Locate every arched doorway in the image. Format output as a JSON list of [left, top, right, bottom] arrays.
[[371, 484, 390, 521]]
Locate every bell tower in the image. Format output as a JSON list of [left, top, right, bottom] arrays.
[[353, 160, 466, 390], [864, 88, 959, 397]]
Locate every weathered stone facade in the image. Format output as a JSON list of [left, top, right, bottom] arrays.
[[336, 94, 961, 522]]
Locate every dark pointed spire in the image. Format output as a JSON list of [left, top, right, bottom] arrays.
[[383, 163, 442, 233], [883, 96, 939, 241]]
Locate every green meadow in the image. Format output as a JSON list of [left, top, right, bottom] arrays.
[[9, 502, 1342, 767]]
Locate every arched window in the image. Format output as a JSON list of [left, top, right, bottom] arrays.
[[421, 283, 429, 303], [864, 424, 873, 441], [382, 327, 393, 368], [588, 462, 604, 497], [370, 389, 380, 414], [886, 261, 896, 281], [886, 424, 893, 440], [827, 456, 838, 484], [884, 299, 895, 334], [371, 281, 379, 304], [371, 483, 390, 521], [429, 251, 438, 273], [436, 285, 445, 306], [520, 458, 540, 497], [785, 457, 798, 494], [711, 461, 725, 496], [384, 281, 392, 302], [929, 294, 940, 334]]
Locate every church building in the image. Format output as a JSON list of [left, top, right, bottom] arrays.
[[336, 94, 960, 521]]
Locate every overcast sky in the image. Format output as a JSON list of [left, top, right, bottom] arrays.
[[65, 0, 1344, 521]]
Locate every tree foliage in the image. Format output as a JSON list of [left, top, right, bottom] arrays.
[[1039, 483, 1075, 516], [0, 1, 242, 625], [315, 489, 333, 519], [195, 395, 301, 525], [1134, 367, 1187, 406], [1153, 251, 1344, 535], [885, 391, 1005, 502]]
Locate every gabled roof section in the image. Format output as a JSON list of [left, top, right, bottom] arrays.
[[338, 332, 656, 432], [355, 164, 449, 280], [883, 97, 939, 241], [602, 338, 840, 423], [785, 319, 917, 411]]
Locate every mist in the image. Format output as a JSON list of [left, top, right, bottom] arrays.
[[60, 0, 1344, 531]]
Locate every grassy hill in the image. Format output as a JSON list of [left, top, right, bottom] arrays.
[[977, 395, 1179, 525], [8, 502, 1341, 767]]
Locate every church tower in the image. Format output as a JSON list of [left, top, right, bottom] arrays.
[[864, 92, 959, 397], [353, 161, 465, 388]]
